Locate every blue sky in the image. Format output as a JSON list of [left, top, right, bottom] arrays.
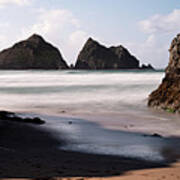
[[0, 0, 180, 68]]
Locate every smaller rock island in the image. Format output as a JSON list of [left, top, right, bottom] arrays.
[[75, 37, 154, 70]]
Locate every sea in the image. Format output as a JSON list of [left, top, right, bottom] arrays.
[[0, 70, 180, 163], [0, 70, 165, 114]]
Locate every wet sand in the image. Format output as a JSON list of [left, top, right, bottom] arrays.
[[1, 164, 180, 179], [0, 119, 168, 178], [58, 163, 180, 180]]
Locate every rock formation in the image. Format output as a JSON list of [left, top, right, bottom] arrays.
[[141, 64, 155, 70], [75, 38, 140, 70], [0, 111, 45, 124], [148, 34, 180, 113], [0, 34, 68, 69]]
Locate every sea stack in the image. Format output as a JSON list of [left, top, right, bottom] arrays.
[[0, 34, 68, 69], [141, 64, 155, 70], [148, 34, 180, 113], [75, 38, 140, 70]]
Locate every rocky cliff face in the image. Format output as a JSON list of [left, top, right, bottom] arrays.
[[75, 38, 140, 69], [0, 34, 68, 69], [148, 34, 180, 113]]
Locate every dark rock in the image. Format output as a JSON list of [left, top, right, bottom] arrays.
[[148, 34, 180, 113], [75, 37, 140, 70], [141, 63, 155, 70], [70, 64, 74, 69], [143, 133, 162, 138], [0, 110, 15, 119], [0, 34, 68, 70], [110, 45, 140, 69], [0, 110, 45, 125], [152, 133, 162, 138]]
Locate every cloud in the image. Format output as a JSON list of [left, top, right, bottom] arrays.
[[0, 0, 30, 7], [69, 30, 88, 47], [124, 9, 180, 68], [68, 30, 89, 60], [0, 35, 7, 48], [22, 9, 80, 36], [20, 8, 90, 64], [126, 34, 169, 68], [139, 9, 180, 34]]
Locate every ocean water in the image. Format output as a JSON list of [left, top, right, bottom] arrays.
[[1, 70, 180, 162], [0, 70, 165, 114]]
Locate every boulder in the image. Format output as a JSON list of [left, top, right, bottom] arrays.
[[75, 38, 140, 70], [141, 64, 155, 70], [0, 34, 68, 69], [148, 34, 180, 113]]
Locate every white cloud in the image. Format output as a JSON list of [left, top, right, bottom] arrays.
[[0, 22, 9, 27], [126, 34, 169, 68], [0, 0, 30, 7], [20, 8, 90, 65], [139, 9, 180, 34], [69, 30, 88, 47], [22, 9, 80, 36], [67, 30, 90, 63], [0, 35, 7, 47], [125, 9, 180, 68]]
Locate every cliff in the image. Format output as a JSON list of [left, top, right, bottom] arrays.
[[148, 34, 180, 113], [75, 38, 140, 70], [0, 34, 68, 69]]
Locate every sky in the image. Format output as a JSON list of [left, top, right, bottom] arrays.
[[0, 0, 180, 68]]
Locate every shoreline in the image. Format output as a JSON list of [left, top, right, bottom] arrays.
[[66, 163, 180, 180], [4, 111, 180, 161], [12, 107, 180, 137], [0, 117, 169, 178]]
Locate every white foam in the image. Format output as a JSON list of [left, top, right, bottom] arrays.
[[0, 70, 164, 115]]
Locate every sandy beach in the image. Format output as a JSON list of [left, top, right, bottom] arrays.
[[71, 163, 180, 180], [1, 164, 180, 180], [1, 0, 180, 178], [52, 162, 180, 179], [55, 162, 180, 180], [0, 118, 170, 178]]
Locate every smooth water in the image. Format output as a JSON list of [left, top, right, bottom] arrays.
[[0, 70, 164, 114], [1, 70, 180, 162]]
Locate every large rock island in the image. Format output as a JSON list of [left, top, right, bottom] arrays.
[[148, 34, 180, 113], [0, 34, 68, 69], [75, 37, 144, 70]]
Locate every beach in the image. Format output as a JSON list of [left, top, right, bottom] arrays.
[[0, 0, 180, 178], [1, 163, 180, 180], [0, 70, 180, 178], [0, 119, 166, 178], [0, 117, 180, 179], [55, 163, 180, 180]]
